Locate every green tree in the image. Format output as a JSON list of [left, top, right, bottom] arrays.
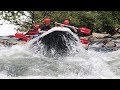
[[1, 11, 120, 35]]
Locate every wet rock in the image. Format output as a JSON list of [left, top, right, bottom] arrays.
[[92, 33, 111, 39], [102, 38, 116, 48], [104, 42, 116, 48], [112, 34, 120, 39]]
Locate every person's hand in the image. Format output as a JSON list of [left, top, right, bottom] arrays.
[[43, 31, 46, 33], [74, 29, 78, 33], [60, 24, 64, 27], [40, 30, 46, 33], [70, 26, 75, 29], [54, 22, 58, 25]]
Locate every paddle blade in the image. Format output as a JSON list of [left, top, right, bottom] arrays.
[[15, 33, 30, 42], [15, 33, 25, 38], [79, 27, 91, 35], [80, 38, 89, 44]]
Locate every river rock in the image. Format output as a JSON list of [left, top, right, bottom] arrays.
[[102, 38, 116, 48], [92, 33, 111, 39], [112, 34, 120, 39]]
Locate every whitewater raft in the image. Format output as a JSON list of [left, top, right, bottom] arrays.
[[27, 27, 84, 57]]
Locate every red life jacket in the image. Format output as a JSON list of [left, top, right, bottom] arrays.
[[25, 29, 39, 35], [25, 24, 40, 35], [80, 38, 89, 44]]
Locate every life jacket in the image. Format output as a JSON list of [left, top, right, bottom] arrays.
[[25, 29, 39, 35], [80, 38, 89, 44], [25, 24, 40, 35]]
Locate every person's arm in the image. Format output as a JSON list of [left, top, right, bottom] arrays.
[[54, 22, 61, 27], [54, 22, 58, 25], [73, 28, 78, 33], [70, 26, 78, 33], [38, 28, 46, 33]]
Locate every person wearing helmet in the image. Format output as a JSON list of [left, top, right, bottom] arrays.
[[25, 24, 40, 39], [63, 20, 70, 25], [38, 18, 51, 35], [55, 20, 78, 34], [78, 27, 91, 50], [29, 24, 40, 31], [33, 24, 40, 30], [26, 24, 40, 34]]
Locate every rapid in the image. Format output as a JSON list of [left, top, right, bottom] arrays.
[[0, 27, 120, 79]]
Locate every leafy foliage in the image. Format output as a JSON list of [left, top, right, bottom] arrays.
[[1, 11, 120, 35]]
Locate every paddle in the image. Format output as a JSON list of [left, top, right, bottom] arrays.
[[25, 24, 40, 35], [55, 22, 78, 29], [55, 22, 91, 35], [15, 32, 30, 42]]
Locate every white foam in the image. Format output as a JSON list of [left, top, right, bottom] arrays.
[[0, 27, 120, 79], [0, 24, 18, 36]]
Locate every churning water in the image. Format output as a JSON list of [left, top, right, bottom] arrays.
[[0, 27, 120, 79]]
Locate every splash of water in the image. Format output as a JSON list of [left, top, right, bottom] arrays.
[[26, 27, 85, 57], [0, 27, 120, 79]]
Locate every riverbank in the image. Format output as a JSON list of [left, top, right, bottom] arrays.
[[86, 32, 120, 49], [89, 33, 120, 42]]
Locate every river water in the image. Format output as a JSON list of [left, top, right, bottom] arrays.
[[0, 39, 120, 79], [0, 27, 120, 79]]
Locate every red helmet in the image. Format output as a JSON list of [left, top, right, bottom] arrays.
[[34, 24, 40, 29], [63, 20, 69, 25], [44, 18, 51, 24]]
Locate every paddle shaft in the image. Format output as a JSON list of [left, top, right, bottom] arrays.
[[55, 22, 79, 30]]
